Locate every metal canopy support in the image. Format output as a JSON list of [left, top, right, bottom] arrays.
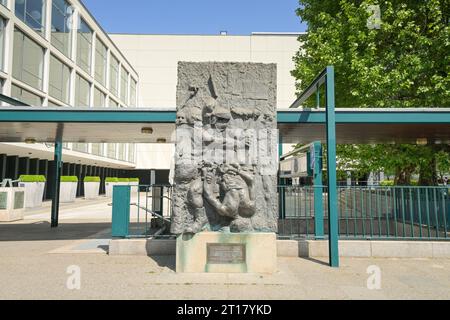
[[51, 139, 63, 228], [289, 66, 339, 267], [325, 66, 339, 267], [312, 141, 324, 239], [278, 135, 286, 219]]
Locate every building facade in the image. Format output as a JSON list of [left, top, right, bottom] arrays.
[[0, 1, 303, 193], [0, 0, 140, 197], [110, 32, 301, 171]]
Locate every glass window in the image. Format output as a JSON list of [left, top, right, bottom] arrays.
[[95, 38, 107, 86], [118, 144, 126, 161], [75, 74, 90, 107], [76, 18, 92, 74], [128, 144, 135, 163], [129, 78, 137, 107], [11, 84, 42, 106], [1, 0, 7, 8], [109, 98, 119, 108], [13, 28, 44, 90], [15, 0, 45, 35], [91, 143, 102, 156], [0, 18, 5, 72], [107, 143, 117, 159], [51, 0, 72, 58], [49, 55, 70, 104], [94, 87, 105, 107], [120, 66, 128, 104], [72, 143, 88, 153], [47, 100, 62, 107], [109, 55, 119, 96]]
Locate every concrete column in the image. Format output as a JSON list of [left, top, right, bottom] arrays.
[[75, 164, 82, 197], [18, 157, 30, 176], [39, 160, 50, 199], [51, 140, 63, 228], [30, 159, 40, 175], [80, 165, 87, 196], [0, 154, 6, 181], [6, 156, 19, 180], [63, 163, 70, 176]]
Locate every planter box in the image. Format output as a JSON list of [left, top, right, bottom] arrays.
[[0, 187, 25, 222], [60, 182, 78, 203], [129, 182, 139, 194], [19, 182, 45, 209], [84, 182, 100, 200], [105, 182, 119, 198]]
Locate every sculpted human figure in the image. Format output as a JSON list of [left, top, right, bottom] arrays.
[[171, 62, 278, 235], [177, 165, 208, 234], [203, 164, 256, 220]]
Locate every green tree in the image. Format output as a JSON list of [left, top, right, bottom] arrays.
[[292, 0, 450, 185]]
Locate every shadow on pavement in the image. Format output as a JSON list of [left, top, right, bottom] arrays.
[[150, 255, 176, 272], [0, 221, 112, 242]]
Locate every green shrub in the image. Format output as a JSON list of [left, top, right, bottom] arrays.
[[84, 176, 100, 183], [61, 176, 78, 183], [19, 175, 46, 183], [105, 177, 119, 183], [380, 180, 420, 186], [128, 178, 140, 183], [117, 178, 129, 182]]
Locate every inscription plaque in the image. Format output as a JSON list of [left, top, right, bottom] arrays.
[[207, 243, 246, 264], [0, 192, 7, 210], [14, 191, 24, 210]]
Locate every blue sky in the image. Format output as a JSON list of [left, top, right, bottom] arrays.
[[81, 0, 306, 35]]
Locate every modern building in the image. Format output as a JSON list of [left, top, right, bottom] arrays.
[[110, 32, 301, 173], [0, 0, 141, 197], [0, 0, 303, 196]]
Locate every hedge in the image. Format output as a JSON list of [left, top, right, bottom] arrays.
[[380, 180, 419, 187], [117, 178, 130, 182], [19, 175, 46, 183], [61, 176, 78, 183], [129, 178, 140, 183], [84, 176, 101, 183], [105, 177, 119, 183]]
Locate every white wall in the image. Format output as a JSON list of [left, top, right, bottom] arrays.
[[110, 33, 302, 169]]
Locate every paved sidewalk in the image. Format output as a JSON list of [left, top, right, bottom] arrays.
[[0, 199, 449, 300], [0, 232, 449, 300]]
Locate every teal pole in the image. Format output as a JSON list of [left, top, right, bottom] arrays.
[[51, 139, 63, 228], [313, 141, 324, 239], [325, 66, 339, 267], [278, 134, 286, 219], [112, 185, 131, 238]]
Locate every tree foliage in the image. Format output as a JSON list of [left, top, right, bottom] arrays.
[[292, 0, 450, 185]]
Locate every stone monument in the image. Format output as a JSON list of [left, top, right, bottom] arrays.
[[172, 62, 278, 273]]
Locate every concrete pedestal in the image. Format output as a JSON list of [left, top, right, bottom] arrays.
[[176, 232, 277, 274]]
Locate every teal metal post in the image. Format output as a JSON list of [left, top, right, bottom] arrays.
[[51, 139, 62, 228], [325, 66, 339, 267], [278, 135, 286, 219], [312, 141, 324, 239], [112, 185, 131, 238]]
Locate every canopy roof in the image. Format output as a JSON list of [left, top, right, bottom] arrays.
[[0, 107, 448, 144]]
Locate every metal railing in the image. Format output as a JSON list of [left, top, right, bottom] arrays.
[[112, 184, 173, 239], [278, 185, 327, 239], [278, 185, 449, 240], [336, 186, 449, 240]]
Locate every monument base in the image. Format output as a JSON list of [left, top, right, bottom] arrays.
[[176, 232, 277, 274]]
